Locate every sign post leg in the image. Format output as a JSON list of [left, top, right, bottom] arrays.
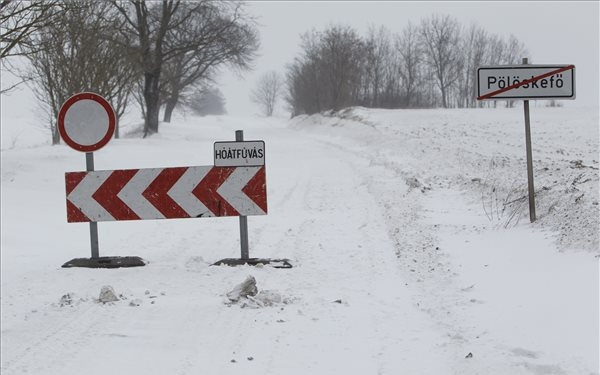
[[522, 58, 536, 223], [236, 130, 250, 260], [86, 152, 100, 258]]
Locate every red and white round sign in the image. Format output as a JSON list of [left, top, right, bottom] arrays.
[[58, 92, 115, 152]]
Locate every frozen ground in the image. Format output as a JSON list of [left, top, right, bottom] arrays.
[[1, 104, 598, 375]]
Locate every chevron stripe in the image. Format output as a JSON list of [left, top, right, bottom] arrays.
[[167, 166, 213, 218], [92, 169, 139, 220], [65, 172, 89, 222], [67, 170, 113, 221], [118, 168, 164, 220], [143, 167, 189, 218], [192, 167, 238, 216], [218, 167, 266, 215], [65, 165, 267, 222], [242, 166, 268, 214]]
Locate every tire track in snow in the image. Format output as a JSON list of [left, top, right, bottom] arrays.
[[290, 109, 599, 374], [288, 119, 518, 373], [2, 303, 102, 375], [228, 130, 456, 373]]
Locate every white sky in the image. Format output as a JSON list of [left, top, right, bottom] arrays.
[[219, 1, 600, 115]]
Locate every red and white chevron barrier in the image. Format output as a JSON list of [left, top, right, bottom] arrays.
[[65, 166, 267, 223]]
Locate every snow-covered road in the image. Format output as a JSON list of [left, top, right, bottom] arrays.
[[1, 107, 598, 374]]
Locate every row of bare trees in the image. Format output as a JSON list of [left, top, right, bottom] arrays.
[[1, 0, 258, 142], [286, 15, 528, 116]]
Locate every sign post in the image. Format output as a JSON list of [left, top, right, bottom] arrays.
[[522, 58, 536, 222], [477, 61, 576, 223], [214, 132, 266, 259], [211, 132, 288, 268], [85, 152, 100, 258], [235, 131, 250, 260], [58, 92, 115, 258]]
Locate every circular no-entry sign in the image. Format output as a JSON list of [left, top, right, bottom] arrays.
[[58, 92, 115, 152]]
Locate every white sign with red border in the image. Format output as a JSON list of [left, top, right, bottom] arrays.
[[58, 92, 116, 152], [477, 65, 575, 101]]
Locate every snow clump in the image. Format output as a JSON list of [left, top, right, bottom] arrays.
[[98, 286, 120, 304]]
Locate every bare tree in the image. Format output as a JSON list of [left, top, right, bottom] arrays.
[[285, 58, 316, 116], [469, 26, 489, 108], [486, 34, 506, 65], [362, 25, 392, 107], [285, 31, 325, 115], [24, 1, 137, 143], [160, 1, 258, 122], [0, 0, 58, 59], [419, 14, 462, 108], [320, 25, 364, 111], [186, 85, 226, 116], [396, 22, 423, 108], [502, 34, 528, 108], [285, 26, 364, 115], [250, 70, 283, 116], [476, 32, 526, 108], [458, 23, 488, 108], [110, 0, 178, 136], [111, 0, 258, 135], [503, 34, 528, 65], [0, 0, 59, 93]]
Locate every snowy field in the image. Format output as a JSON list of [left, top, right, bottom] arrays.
[[1, 105, 598, 375]]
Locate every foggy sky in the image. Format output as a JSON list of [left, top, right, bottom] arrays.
[[219, 1, 599, 116]]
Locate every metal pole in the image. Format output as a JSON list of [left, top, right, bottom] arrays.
[[236, 130, 250, 259], [522, 58, 536, 223], [86, 152, 100, 258]]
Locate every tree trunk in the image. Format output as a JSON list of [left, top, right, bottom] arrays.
[[114, 118, 120, 139], [143, 72, 161, 136], [145, 99, 160, 136], [440, 86, 448, 108], [163, 94, 178, 123], [52, 126, 61, 145]]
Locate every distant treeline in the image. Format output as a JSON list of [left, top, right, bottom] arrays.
[[285, 15, 528, 116]]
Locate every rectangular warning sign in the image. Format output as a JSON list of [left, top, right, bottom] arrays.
[[477, 65, 575, 100], [214, 141, 265, 167]]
